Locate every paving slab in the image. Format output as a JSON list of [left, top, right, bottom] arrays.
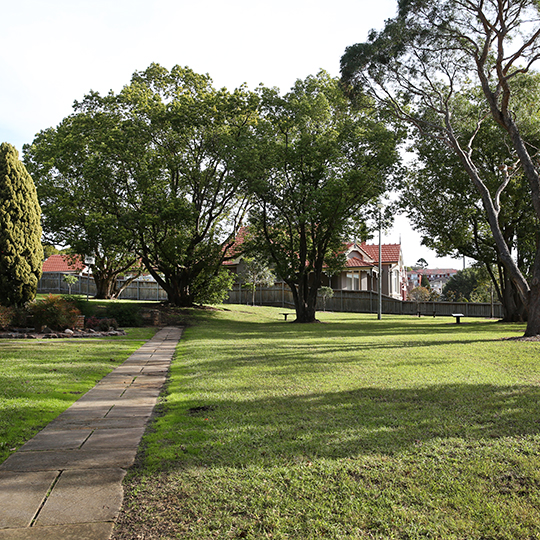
[[0, 471, 59, 528], [45, 416, 151, 431], [104, 405, 155, 418], [81, 428, 146, 451], [0, 448, 137, 472], [18, 430, 91, 452], [35, 468, 126, 526], [0, 522, 114, 539]]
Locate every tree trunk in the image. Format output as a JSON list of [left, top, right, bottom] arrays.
[[94, 275, 115, 299], [524, 249, 540, 336], [143, 264, 195, 307], [289, 272, 320, 323]]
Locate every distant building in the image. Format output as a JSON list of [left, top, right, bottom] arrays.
[[407, 268, 458, 295]]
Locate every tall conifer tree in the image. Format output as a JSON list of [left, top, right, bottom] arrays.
[[0, 143, 43, 306]]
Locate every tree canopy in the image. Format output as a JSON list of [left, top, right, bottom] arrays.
[[341, 0, 540, 335]]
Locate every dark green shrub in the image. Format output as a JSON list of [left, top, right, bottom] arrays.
[[0, 143, 43, 307], [85, 316, 118, 331], [61, 295, 95, 317], [29, 294, 81, 331], [97, 318, 118, 331], [10, 307, 29, 328], [105, 302, 143, 327], [0, 306, 13, 329]]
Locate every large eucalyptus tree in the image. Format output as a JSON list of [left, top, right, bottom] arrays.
[[342, 0, 540, 335]]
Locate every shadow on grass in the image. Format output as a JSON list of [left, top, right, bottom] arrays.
[[158, 383, 540, 468]]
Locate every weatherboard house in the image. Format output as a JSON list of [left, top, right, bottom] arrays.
[[225, 228, 407, 301], [323, 241, 407, 301]]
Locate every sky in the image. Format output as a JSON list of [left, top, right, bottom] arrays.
[[1, 0, 463, 270]]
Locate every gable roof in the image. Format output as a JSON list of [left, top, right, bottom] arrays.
[[359, 242, 402, 264], [42, 254, 85, 273]]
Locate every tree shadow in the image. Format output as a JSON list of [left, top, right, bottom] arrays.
[[164, 383, 540, 468]]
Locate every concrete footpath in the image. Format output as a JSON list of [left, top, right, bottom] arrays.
[[0, 326, 183, 540]]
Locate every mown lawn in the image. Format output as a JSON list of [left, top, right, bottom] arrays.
[[0, 327, 158, 463], [113, 306, 540, 540]]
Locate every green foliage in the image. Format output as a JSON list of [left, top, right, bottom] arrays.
[[191, 268, 235, 305], [29, 294, 82, 331], [61, 294, 95, 317], [0, 143, 43, 307], [420, 274, 430, 288], [62, 273, 79, 294], [319, 286, 334, 311], [0, 306, 13, 330], [41, 63, 257, 307], [239, 258, 276, 305], [105, 302, 143, 327], [443, 267, 493, 302], [248, 72, 400, 322], [341, 1, 540, 335], [24, 119, 141, 300]]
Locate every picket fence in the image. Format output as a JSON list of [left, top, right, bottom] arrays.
[[38, 273, 504, 318]]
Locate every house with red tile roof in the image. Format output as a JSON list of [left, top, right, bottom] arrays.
[[225, 228, 407, 301], [323, 241, 407, 300], [42, 254, 86, 274]]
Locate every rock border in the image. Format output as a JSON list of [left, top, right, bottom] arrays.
[[0, 328, 127, 339]]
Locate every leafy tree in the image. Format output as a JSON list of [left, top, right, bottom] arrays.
[[442, 267, 491, 302], [24, 117, 142, 299], [42, 244, 60, 259], [341, 0, 540, 336], [63, 274, 79, 294], [420, 274, 430, 288], [70, 64, 256, 307], [239, 257, 276, 306], [0, 143, 43, 306], [416, 258, 428, 269], [319, 286, 334, 312], [408, 286, 431, 303], [247, 72, 400, 322], [398, 101, 536, 320]]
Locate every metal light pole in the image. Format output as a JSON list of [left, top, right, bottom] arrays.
[[377, 203, 383, 320]]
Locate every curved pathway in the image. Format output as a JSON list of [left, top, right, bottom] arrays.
[[0, 326, 183, 540]]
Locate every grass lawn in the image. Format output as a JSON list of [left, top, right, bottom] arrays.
[[0, 327, 158, 463], [112, 306, 540, 540]]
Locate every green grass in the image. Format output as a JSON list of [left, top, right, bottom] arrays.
[[0, 327, 158, 463], [113, 306, 540, 540]]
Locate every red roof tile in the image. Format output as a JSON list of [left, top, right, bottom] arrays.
[[344, 257, 376, 268], [360, 243, 401, 264], [42, 254, 84, 273]]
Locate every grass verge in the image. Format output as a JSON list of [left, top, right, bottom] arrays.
[[113, 306, 540, 540], [0, 326, 158, 463]]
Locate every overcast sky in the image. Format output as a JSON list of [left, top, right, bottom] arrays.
[[1, 0, 463, 269]]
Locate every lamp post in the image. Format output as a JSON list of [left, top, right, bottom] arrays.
[[377, 203, 383, 320]]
